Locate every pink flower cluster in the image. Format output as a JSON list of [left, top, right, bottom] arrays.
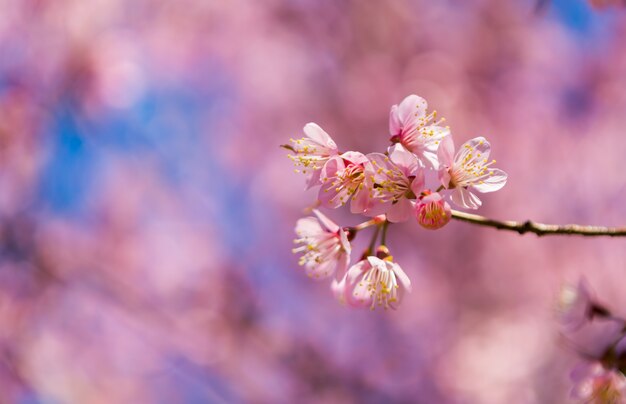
[[558, 280, 626, 402], [287, 95, 507, 310]]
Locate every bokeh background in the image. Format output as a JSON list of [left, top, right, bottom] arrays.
[[1, 0, 626, 402]]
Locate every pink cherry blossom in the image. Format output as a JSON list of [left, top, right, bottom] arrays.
[[335, 255, 411, 310], [288, 123, 339, 189], [437, 135, 508, 209], [570, 362, 626, 403], [558, 279, 595, 332], [293, 209, 351, 279], [367, 144, 425, 223], [389, 94, 449, 168], [318, 151, 373, 214], [416, 191, 451, 230]]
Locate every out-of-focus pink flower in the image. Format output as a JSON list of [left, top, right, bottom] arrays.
[[416, 191, 451, 230], [570, 362, 626, 403], [293, 209, 351, 279], [288, 123, 339, 189], [334, 255, 411, 310], [559, 279, 595, 332], [388, 94, 449, 169], [318, 151, 373, 214], [367, 144, 425, 223], [437, 136, 507, 209]]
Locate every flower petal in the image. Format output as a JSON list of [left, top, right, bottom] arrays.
[[312, 209, 339, 233], [451, 187, 482, 209], [472, 168, 507, 193], [388, 143, 420, 175], [386, 198, 414, 223], [303, 122, 337, 151], [390, 261, 411, 293], [457, 136, 491, 166], [340, 151, 368, 166], [294, 217, 323, 237], [389, 95, 428, 138], [305, 167, 323, 190], [437, 135, 455, 169], [397, 95, 427, 129], [410, 169, 426, 197], [389, 104, 401, 137], [349, 187, 370, 214], [320, 155, 344, 183], [305, 257, 338, 279]]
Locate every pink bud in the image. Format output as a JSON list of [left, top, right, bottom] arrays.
[[416, 192, 451, 230]]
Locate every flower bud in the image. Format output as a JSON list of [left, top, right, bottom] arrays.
[[416, 191, 451, 230]]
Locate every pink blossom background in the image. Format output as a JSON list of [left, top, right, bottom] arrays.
[[1, 1, 626, 403]]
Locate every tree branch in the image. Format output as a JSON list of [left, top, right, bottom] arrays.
[[451, 210, 626, 237]]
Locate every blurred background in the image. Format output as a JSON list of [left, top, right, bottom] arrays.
[[0, 0, 626, 402]]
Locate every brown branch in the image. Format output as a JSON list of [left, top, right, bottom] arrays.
[[451, 210, 626, 237]]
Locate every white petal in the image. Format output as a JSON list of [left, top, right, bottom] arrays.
[[472, 169, 507, 193], [389, 261, 411, 293], [303, 122, 337, 150], [437, 135, 455, 168], [451, 188, 482, 209], [457, 137, 491, 166], [294, 217, 323, 237], [366, 256, 385, 269], [312, 209, 339, 233], [338, 228, 351, 255], [398, 94, 428, 123], [305, 258, 337, 279]]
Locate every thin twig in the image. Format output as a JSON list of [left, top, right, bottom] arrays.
[[451, 210, 626, 237]]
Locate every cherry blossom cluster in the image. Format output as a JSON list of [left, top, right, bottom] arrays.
[[285, 95, 508, 310], [558, 280, 626, 402]]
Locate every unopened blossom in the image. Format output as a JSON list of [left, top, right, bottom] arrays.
[[437, 135, 507, 209], [570, 362, 626, 403], [367, 144, 425, 222], [293, 209, 351, 279], [416, 191, 451, 230], [389, 94, 449, 168], [318, 151, 373, 214], [288, 123, 339, 189], [335, 253, 411, 310]]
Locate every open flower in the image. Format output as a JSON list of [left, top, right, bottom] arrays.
[[318, 151, 373, 214], [334, 254, 411, 310], [437, 135, 507, 209], [293, 209, 351, 279], [288, 123, 339, 189], [389, 94, 449, 168], [570, 362, 626, 403], [367, 144, 425, 223], [416, 191, 451, 230]]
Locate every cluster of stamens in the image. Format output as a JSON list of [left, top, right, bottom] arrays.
[[293, 232, 343, 278], [448, 142, 496, 188], [288, 137, 329, 175], [400, 109, 447, 149], [370, 158, 411, 203], [354, 259, 400, 310], [326, 162, 365, 206]]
